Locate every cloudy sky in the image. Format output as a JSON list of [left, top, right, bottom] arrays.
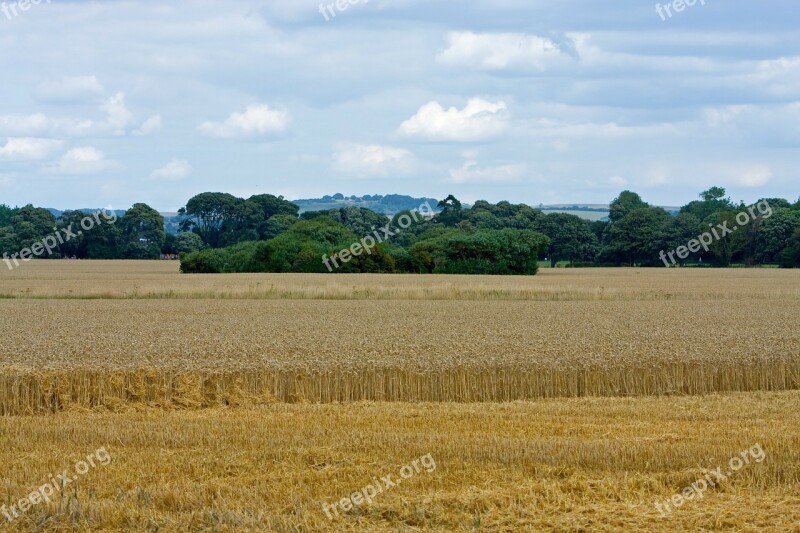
[[0, 0, 798, 211]]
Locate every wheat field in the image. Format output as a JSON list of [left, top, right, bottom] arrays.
[[1, 261, 799, 531]]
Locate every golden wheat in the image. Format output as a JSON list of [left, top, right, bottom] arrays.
[[0, 263, 799, 414], [1, 262, 799, 531], [0, 393, 798, 531]]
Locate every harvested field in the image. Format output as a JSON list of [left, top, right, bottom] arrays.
[[1, 262, 798, 531], [0, 393, 798, 531]]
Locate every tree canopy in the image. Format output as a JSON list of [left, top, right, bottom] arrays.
[[2, 186, 799, 272]]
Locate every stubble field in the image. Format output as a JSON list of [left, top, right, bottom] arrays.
[[0, 262, 798, 531]]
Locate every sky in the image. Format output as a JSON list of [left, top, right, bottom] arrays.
[[0, 0, 798, 211]]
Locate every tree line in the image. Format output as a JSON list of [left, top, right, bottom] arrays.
[[2, 187, 798, 272], [0, 203, 167, 260], [178, 188, 800, 274]]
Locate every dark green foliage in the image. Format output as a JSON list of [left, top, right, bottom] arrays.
[[179, 241, 264, 273], [248, 194, 299, 220], [4, 187, 799, 270], [680, 187, 734, 222], [534, 213, 600, 267], [780, 228, 800, 267], [436, 195, 464, 227], [754, 209, 800, 264], [175, 232, 205, 254], [609, 191, 648, 223], [604, 207, 672, 266], [660, 212, 701, 266], [11, 205, 56, 251], [119, 203, 165, 259], [0, 204, 16, 228], [318, 207, 390, 236], [409, 229, 549, 275], [467, 200, 542, 230]]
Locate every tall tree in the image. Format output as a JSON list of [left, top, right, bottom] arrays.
[[0, 204, 16, 228], [248, 194, 299, 220], [119, 203, 165, 259], [609, 191, 648, 223], [681, 187, 734, 222], [534, 213, 599, 266], [179, 192, 241, 247], [607, 207, 671, 266], [11, 205, 56, 251], [755, 209, 800, 264], [436, 195, 464, 227]]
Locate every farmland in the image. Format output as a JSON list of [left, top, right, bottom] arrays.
[[0, 262, 799, 530]]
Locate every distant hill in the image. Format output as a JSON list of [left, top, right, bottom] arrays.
[[539, 207, 610, 222], [292, 194, 441, 216], [537, 204, 680, 222], [46, 208, 127, 219]]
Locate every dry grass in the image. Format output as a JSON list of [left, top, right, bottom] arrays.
[[0, 276, 798, 412], [1, 260, 799, 301], [1, 261, 798, 530], [0, 393, 798, 531]]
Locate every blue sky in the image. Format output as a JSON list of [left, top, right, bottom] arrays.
[[0, 0, 798, 211]]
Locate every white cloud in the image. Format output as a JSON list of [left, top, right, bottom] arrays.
[[150, 158, 192, 180], [609, 175, 628, 187], [399, 98, 509, 142], [333, 143, 414, 177], [56, 92, 135, 137], [99, 92, 135, 135], [134, 114, 162, 136], [526, 118, 681, 140], [644, 167, 671, 187], [0, 113, 52, 137], [48, 147, 115, 175], [737, 165, 772, 187], [437, 32, 572, 72], [198, 104, 290, 139], [703, 105, 755, 127], [0, 93, 138, 139], [34, 75, 105, 103], [447, 160, 526, 184], [0, 138, 63, 161]]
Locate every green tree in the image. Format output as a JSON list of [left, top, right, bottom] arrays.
[[56, 211, 90, 258], [254, 218, 395, 274], [534, 213, 599, 266], [11, 205, 56, 251], [322, 207, 390, 237], [609, 191, 648, 223], [248, 194, 299, 220], [681, 187, 734, 222], [0, 204, 17, 228], [435, 195, 464, 227], [606, 207, 671, 266], [119, 203, 165, 259], [179, 192, 241, 247], [410, 229, 549, 275], [259, 214, 297, 241], [175, 232, 205, 254], [660, 212, 701, 266], [703, 210, 741, 266], [0, 225, 17, 254], [780, 228, 800, 267], [755, 209, 800, 264]]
